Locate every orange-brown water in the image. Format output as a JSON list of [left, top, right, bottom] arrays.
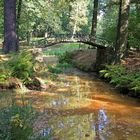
[[0, 68, 140, 140]]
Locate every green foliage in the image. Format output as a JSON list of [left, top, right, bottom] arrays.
[[0, 62, 11, 84], [48, 65, 62, 74], [18, 0, 64, 40], [57, 62, 72, 69], [69, 0, 89, 33], [59, 51, 73, 64], [48, 73, 58, 81], [0, 50, 45, 87], [30, 38, 48, 46], [0, 1, 3, 37], [130, 72, 140, 92], [0, 102, 36, 140], [48, 62, 72, 74], [97, 4, 118, 45], [129, 4, 140, 49], [100, 65, 140, 93], [47, 50, 73, 75], [43, 44, 81, 56], [8, 51, 34, 82]]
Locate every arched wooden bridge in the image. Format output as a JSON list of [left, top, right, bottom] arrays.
[[35, 34, 113, 71], [36, 34, 112, 49]]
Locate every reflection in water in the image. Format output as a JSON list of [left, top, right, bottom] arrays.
[[41, 127, 51, 137], [93, 109, 108, 140], [51, 99, 69, 107], [98, 109, 108, 131], [0, 69, 140, 140]]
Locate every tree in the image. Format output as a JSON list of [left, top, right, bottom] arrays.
[[0, 1, 3, 38], [115, 0, 131, 63], [18, 0, 64, 43], [128, 2, 140, 49], [17, 0, 23, 35], [98, 0, 118, 44], [90, 0, 98, 42], [69, 0, 89, 38], [3, 0, 19, 53], [90, 0, 107, 71]]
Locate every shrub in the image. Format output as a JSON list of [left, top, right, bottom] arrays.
[[100, 65, 140, 93], [8, 51, 34, 83], [48, 65, 62, 74], [48, 62, 72, 74], [130, 72, 140, 92], [0, 62, 11, 84], [0, 103, 36, 140], [59, 51, 73, 64], [57, 62, 72, 69]]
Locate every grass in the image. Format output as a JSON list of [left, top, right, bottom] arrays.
[[0, 49, 2, 54], [30, 37, 47, 46], [43, 43, 88, 56], [0, 38, 3, 54], [0, 37, 3, 44]]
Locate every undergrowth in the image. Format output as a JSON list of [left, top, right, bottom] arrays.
[[100, 65, 140, 94], [0, 50, 42, 86], [48, 62, 72, 74], [43, 44, 81, 56], [8, 51, 34, 83], [0, 102, 37, 140]]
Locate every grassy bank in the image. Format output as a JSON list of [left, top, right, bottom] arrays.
[[43, 43, 89, 56]]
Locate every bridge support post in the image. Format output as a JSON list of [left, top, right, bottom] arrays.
[[95, 47, 107, 71]]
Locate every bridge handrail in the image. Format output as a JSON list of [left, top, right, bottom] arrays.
[[46, 33, 112, 43], [33, 33, 115, 49]]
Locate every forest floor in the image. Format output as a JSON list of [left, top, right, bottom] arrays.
[[122, 50, 140, 71]]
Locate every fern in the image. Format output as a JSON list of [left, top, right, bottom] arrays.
[[100, 65, 140, 94], [8, 51, 34, 82]]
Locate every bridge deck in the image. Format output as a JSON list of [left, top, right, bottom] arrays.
[[36, 34, 110, 49]]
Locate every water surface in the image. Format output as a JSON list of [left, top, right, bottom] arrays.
[[0, 69, 140, 140]]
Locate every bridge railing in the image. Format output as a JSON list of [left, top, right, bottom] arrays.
[[46, 33, 112, 42], [32, 33, 114, 48], [46, 34, 90, 42]]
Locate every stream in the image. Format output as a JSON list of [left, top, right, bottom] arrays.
[[0, 67, 140, 140]]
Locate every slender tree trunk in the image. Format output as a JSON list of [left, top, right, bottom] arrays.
[[135, 3, 140, 51], [95, 48, 107, 71], [91, 0, 98, 43], [90, 0, 106, 71], [26, 31, 31, 45], [3, 0, 19, 53], [17, 0, 22, 35], [72, 21, 77, 39], [71, 5, 79, 39], [115, 0, 131, 63]]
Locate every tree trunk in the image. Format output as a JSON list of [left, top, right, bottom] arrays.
[[71, 5, 79, 40], [71, 20, 77, 39], [17, 0, 22, 36], [115, 0, 131, 63], [90, 0, 106, 71], [91, 0, 98, 43], [3, 0, 19, 53], [95, 48, 107, 71], [26, 31, 31, 45]]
